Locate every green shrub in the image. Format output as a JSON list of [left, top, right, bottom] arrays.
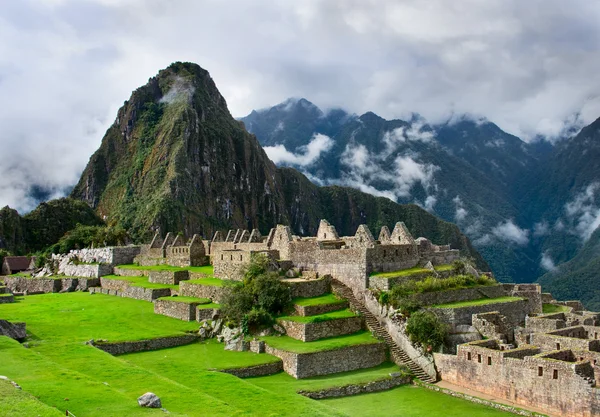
[[379, 291, 390, 305], [48, 224, 130, 255], [394, 296, 422, 316], [405, 311, 448, 351]]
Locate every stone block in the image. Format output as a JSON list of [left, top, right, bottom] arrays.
[[148, 270, 189, 285]]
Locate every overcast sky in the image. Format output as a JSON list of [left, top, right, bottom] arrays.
[[2, 0, 600, 213]]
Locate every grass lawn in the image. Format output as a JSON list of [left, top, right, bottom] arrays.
[[433, 296, 524, 309], [278, 308, 358, 323], [0, 378, 63, 417], [542, 303, 570, 314], [102, 274, 178, 290], [321, 384, 511, 417], [293, 293, 345, 307], [0, 293, 14, 298], [117, 264, 214, 275], [158, 296, 211, 304], [186, 277, 230, 287], [260, 331, 380, 353], [370, 264, 452, 279], [198, 303, 220, 310]]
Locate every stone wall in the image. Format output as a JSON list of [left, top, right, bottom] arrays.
[[219, 361, 283, 378], [298, 374, 411, 399], [113, 267, 149, 277], [148, 270, 189, 285], [414, 285, 507, 306], [265, 342, 386, 379], [431, 299, 532, 328], [154, 299, 202, 321], [60, 263, 113, 278], [93, 334, 198, 355], [293, 301, 348, 317], [196, 307, 220, 322], [526, 313, 567, 333], [58, 246, 141, 265], [278, 316, 363, 342], [0, 320, 26, 341], [435, 342, 600, 417], [0, 294, 15, 304], [284, 275, 331, 298], [4, 277, 61, 294], [91, 285, 172, 302], [179, 281, 226, 303]]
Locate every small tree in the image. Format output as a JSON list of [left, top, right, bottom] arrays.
[[406, 311, 448, 352]]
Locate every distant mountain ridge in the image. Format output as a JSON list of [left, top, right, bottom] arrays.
[[241, 98, 600, 302]]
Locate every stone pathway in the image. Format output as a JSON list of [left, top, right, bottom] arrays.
[[331, 280, 436, 383]]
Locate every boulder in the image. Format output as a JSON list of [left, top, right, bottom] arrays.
[[465, 264, 480, 278], [137, 392, 161, 408]]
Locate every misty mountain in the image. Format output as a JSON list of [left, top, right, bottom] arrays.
[[241, 98, 600, 296]]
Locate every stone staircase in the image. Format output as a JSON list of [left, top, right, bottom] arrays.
[[332, 280, 437, 383]]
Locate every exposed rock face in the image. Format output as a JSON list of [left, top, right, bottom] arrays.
[[137, 392, 161, 408], [70, 62, 485, 270], [0, 320, 26, 341]]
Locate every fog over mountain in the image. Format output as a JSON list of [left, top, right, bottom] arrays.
[[3, 1, 600, 213]]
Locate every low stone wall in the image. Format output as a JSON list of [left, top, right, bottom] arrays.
[[284, 276, 331, 298], [90, 286, 172, 302], [196, 307, 220, 321], [3, 277, 61, 294], [179, 282, 226, 303], [60, 263, 113, 278], [100, 277, 131, 291], [298, 374, 411, 399], [149, 270, 189, 285], [278, 316, 364, 342], [265, 342, 386, 379], [414, 285, 508, 306], [189, 271, 213, 279], [132, 255, 166, 267], [59, 278, 100, 292], [219, 361, 283, 378], [113, 267, 149, 277], [293, 301, 348, 317], [94, 334, 198, 355], [154, 299, 201, 321], [369, 270, 455, 291], [0, 294, 15, 304], [431, 299, 531, 328]]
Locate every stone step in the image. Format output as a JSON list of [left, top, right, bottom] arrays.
[[331, 280, 436, 384]]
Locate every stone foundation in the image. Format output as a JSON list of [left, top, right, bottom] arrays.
[[154, 298, 207, 321], [298, 374, 411, 399], [219, 361, 283, 378], [278, 316, 364, 342], [293, 300, 348, 317], [265, 342, 386, 379], [283, 275, 331, 298], [149, 270, 189, 285], [93, 334, 199, 355]]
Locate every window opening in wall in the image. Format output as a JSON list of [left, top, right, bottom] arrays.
[[556, 343, 561, 350], [487, 357, 492, 365], [324, 233, 327, 239], [240, 255, 243, 261], [477, 354, 482, 363], [595, 332, 598, 339], [406, 248, 410, 254], [538, 367, 543, 376], [467, 352, 471, 360], [383, 250, 386, 257], [230, 255, 233, 261], [395, 249, 398, 256], [553, 369, 558, 379], [221, 254, 224, 261]]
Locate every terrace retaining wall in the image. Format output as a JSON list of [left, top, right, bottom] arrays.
[[431, 299, 532, 328], [413, 285, 507, 306], [113, 267, 149, 277], [179, 281, 226, 303], [90, 286, 172, 301], [94, 334, 198, 355], [293, 301, 348, 317], [219, 361, 283, 378], [278, 316, 364, 342], [60, 263, 113, 278], [196, 307, 220, 321], [0, 294, 15, 304], [3, 277, 99, 294], [149, 270, 189, 285], [154, 298, 207, 321], [298, 374, 411, 399], [285, 276, 331, 298], [265, 342, 386, 379]]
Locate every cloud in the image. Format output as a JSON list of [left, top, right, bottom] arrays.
[[492, 219, 530, 245], [263, 133, 333, 166], [453, 195, 468, 222], [540, 251, 557, 271], [382, 121, 435, 156], [424, 195, 437, 212], [533, 221, 550, 237], [159, 76, 195, 104], [564, 183, 600, 241], [3, 1, 600, 210]]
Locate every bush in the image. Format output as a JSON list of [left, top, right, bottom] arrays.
[[394, 296, 422, 316], [221, 254, 292, 333], [406, 311, 448, 352], [48, 224, 130, 255]]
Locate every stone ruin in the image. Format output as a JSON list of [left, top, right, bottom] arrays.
[[135, 233, 209, 267]]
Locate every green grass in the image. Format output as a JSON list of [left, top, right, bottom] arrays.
[[186, 278, 229, 287], [542, 303, 570, 314], [157, 296, 211, 304], [0, 293, 13, 298], [0, 378, 63, 417], [197, 303, 220, 310], [293, 293, 346, 307], [260, 331, 380, 353], [320, 384, 512, 417], [433, 296, 524, 309], [101, 274, 177, 290], [278, 308, 358, 323], [371, 264, 453, 279], [117, 264, 214, 275]]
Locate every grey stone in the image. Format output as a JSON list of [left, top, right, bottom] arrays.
[[273, 324, 286, 335], [138, 392, 161, 408]]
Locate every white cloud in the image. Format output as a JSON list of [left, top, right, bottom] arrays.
[[533, 221, 550, 237], [492, 219, 530, 245], [424, 195, 437, 212], [382, 121, 435, 156], [540, 251, 557, 271], [564, 183, 600, 241], [264, 133, 333, 166], [453, 195, 468, 222]]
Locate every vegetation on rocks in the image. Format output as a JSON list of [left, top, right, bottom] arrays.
[[405, 311, 448, 351]]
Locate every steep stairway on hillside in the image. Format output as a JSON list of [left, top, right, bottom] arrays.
[[331, 280, 437, 383]]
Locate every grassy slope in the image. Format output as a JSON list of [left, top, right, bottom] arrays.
[[293, 293, 345, 307], [0, 378, 63, 417], [278, 308, 357, 323], [186, 278, 229, 287], [433, 296, 524, 309], [260, 331, 379, 353], [542, 303, 570, 314]]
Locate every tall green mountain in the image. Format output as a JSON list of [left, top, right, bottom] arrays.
[[70, 62, 486, 268]]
